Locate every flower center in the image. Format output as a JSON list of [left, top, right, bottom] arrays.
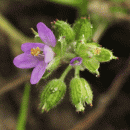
[[31, 47, 41, 56], [94, 48, 101, 55]]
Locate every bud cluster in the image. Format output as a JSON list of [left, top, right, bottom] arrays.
[[28, 17, 118, 112]]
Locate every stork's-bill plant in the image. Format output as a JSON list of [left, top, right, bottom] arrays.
[[13, 17, 118, 112]]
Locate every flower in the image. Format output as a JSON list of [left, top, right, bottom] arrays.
[[70, 57, 82, 66], [13, 22, 56, 84]]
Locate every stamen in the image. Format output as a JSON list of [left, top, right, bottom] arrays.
[[31, 47, 41, 56], [94, 48, 101, 55]]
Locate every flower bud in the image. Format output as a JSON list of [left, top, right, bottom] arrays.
[[76, 42, 100, 58], [94, 48, 118, 62], [52, 20, 75, 43], [73, 17, 92, 41], [69, 77, 93, 112], [40, 79, 66, 112]]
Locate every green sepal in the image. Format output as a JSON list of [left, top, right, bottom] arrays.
[[52, 20, 75, 44], [34, 36, 43, 43], [69, 77, 85, 112], [69, 77, 93, 112], [94, 48, 117, 62], [75, 103, 85, 112], [82, 57, 100, 76], [31, 28, 38, 36], [42, 56, 61, 79], [57, 36, 67, 57], [40, 79, 66, 112], [52, 41, 61, 57], [76, 42, 100, 58], [86, 42, 100, 47], [31, 28, 43, 43], [80, 78, 93, 105], [73, 17, 92, 42]]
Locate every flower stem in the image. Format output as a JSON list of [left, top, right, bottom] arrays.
[[60, 65, 72, 81], [16, 82, 30, 130], [75, 66, 80, 78]]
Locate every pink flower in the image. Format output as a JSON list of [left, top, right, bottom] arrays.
[[13, 22, 56, 84]]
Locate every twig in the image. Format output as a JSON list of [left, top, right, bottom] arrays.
[[0, 13, 33, 56], [0, 73, 31, 96]]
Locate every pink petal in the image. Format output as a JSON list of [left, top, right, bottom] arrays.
[[43, 45, 54, 63], [30, 61, 47, 84], [37, 22, 56, 47], [13, 53, 39, 68], [21, 43, 45, 53]]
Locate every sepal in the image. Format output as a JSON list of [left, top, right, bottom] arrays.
[[80, 78, 93, 105], [69, 77, 93, 112], [51, 20, 75, 43], [76, 42, 100, 59], [40, 79, 66, 112], [31, 28, 43, 43], [70, 77, 84, 112], [94, 48, 118, 62], [73, 17, 92, 42], [82, 57, 100, 76], [57, 36, 67, 56], [42, 56, 61, 79]]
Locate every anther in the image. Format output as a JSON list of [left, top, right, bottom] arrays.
[[31, 47, 41, 56], [94, 48, 101, 55]]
